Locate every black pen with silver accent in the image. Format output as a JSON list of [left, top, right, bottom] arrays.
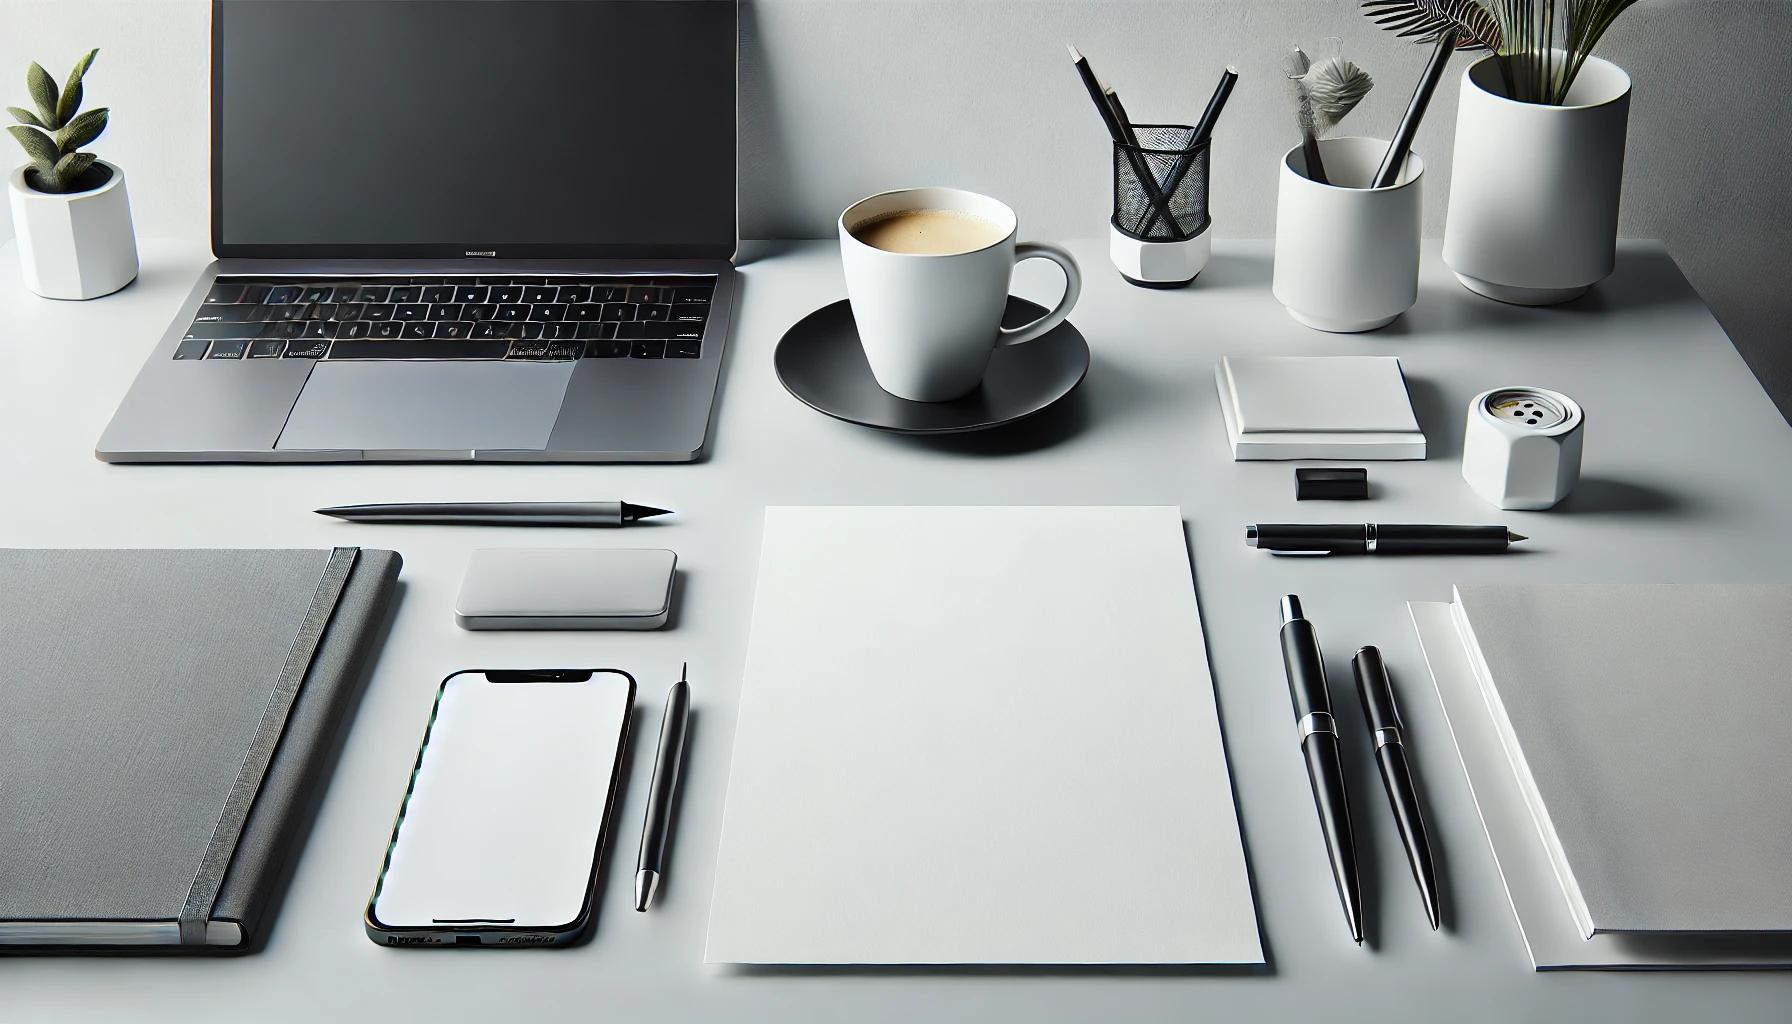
[[1279, 595, 1364, 945], [1247, 523, 1525, 555], [635, 665, 691, 912], [1353, 646, 1440, 931]]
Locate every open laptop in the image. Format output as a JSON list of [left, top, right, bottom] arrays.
[[99, 0, 739, 463]]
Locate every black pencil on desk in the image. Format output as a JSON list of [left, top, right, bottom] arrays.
[[1068, 44, 1182, 238]]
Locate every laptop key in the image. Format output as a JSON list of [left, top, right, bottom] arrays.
[[602, 302, 637, 322], [420, 285, 457, 304], [490, 286, 523, 303], [454, 285, 489, 303], [545, 340, 582, 360], [300, 285, 333, 304], [495, 303, 529, 322], [389, 285, 422, 303], [628, 286, 665, 304], [333, 302, 366, 321], [301, 321, 336, 340], [270, 303, 309, 322], [248, 339, 285, 358], [401, 321, 433, 339], [266, 285, 303, 304], [568, 303, 603, 321], [394, 303, 429, 322], [463, 303, 497, 322], [523, 286, 558, 303], [428, 302, 462, 321], [340, 321, 371, 339], [617, 321, 674, 341], [266, 320, 307, 340], [585, 338, 629, 358], [329, 338, 512, 360], [203, 283, 246, 304], [508, 339, 550, 359], [371, 321, 404, 339], [596, 286, 629, 302], [472, 321, 515, 340], [355, 285, 391, 303], [532, 303, 566, 322], [639, 303, 670, 322], [544, 322, 579, 341], [284, 338, 331, 358], [360, 303, 394, 321], [630, 339, 667, 359], [672, 308, 708, 323], [519, 322, 544, 340], [185, 322, 262, 341], [173, 337, 211, 360], [673, 287, 712, 305], [557, 285, 592, 304], [575, 321, 618, 340], [434, 321, 469, 339], [206, 339, 249, 359], [667, 338, 702, 358]]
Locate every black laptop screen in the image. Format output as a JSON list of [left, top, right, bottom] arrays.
[[213, 0, 736, 258]]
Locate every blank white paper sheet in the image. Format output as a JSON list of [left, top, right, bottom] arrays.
[[704, 506, 1262, 965]]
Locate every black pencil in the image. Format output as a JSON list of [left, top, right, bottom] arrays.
[[1068, 45, 1182, 238], [1372, 29, 1457, 188], [1140, 65, 1237, 236]]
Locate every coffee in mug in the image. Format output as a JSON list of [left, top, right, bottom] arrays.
[[850, 209, 1009, 256], [839, 187, 1081, 403]]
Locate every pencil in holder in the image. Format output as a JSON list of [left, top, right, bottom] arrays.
[[1110, 125, 1213, 288]]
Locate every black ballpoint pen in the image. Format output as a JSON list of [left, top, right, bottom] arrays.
[[316, 501, 671, 526], [1247, 523, 1525, 556], [635, 665, 691, 912], [1279, 595, 1364, 945], [1353, 646, 1441, 931]]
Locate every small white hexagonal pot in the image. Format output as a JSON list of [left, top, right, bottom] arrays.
[[1462, 386, 1585, 510], [8, 159, 139, 300]]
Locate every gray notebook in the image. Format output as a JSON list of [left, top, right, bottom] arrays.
[[1452, 583, 1792, 936], [0, 547, 401, 951]]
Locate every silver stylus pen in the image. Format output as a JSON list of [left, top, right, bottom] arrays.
[[635, 667, 691, 912]]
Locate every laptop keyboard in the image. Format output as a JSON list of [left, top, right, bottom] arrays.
[[172, 275, 716, 362]]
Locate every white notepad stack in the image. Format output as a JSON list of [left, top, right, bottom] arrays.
[[1215, 355, 1426, 460], [1409, 584, 1792, 969]]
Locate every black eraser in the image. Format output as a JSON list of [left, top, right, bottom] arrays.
[[1296, 467, 1369, 500]]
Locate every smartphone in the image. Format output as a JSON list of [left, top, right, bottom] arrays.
[[365, 669, 635, 947]]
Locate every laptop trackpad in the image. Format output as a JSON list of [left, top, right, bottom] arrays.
[[275, 361, 575, 453]]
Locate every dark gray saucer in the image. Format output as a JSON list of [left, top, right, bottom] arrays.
[[774, 298, 1090, 434]]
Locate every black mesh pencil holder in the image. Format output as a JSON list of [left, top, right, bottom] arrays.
[[1109, 125, 1214, 288], [1112, 125, 1210, 242]]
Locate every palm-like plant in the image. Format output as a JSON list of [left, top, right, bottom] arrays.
[[1361, 0, 1641, 105]]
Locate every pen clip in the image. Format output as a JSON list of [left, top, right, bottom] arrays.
[[1268, 549, 1333, 557]]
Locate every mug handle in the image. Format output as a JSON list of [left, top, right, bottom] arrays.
[[996, 242, 1082, 348]]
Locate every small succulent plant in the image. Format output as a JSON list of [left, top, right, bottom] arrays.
[[7, 49, 110, 194]]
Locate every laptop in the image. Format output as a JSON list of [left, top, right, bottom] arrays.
[[99, 0, 739, 463]]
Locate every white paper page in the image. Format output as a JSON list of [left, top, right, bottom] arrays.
[[1409, 602, 1792, 970], [705, 506, 1262, 965], [372, 672, 631, 930], [1223, 355, 1420, 434]]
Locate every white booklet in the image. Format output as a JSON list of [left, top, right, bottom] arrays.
[[704, 506, 1262, 965]]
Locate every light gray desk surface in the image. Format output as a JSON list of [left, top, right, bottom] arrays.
[[4, 237, 1791, 1021]]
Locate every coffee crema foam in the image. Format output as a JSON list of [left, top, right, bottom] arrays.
[[851, 208, 1007, 256]]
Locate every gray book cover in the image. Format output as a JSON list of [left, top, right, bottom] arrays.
[[0, 548, 400, 951], [1453, 583, 1792, 936]]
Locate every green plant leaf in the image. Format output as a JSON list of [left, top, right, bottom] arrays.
[[55, 107, 108, 153], [56, 49, 97, 125], [7, 123, 59, 166], [1360, 0, 1502, 51], [54, 150, 98, 184], [26, 62, 61, 127], [6, 106, 46, 127]]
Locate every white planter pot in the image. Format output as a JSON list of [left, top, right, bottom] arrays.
[[1272, 136, 1423, 333], [1443, 55, 1631, 306], [1109, 219, 1211, 288], [8, 159, 139, 300]]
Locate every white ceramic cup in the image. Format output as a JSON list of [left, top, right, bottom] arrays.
[[1271, 137, 1423, 333], [839, 187, 1081, 402]]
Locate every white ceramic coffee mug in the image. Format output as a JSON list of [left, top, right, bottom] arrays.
[[839, 187, 1081, 402]]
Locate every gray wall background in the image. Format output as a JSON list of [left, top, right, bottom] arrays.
[[5, 0, 1789, 416]]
